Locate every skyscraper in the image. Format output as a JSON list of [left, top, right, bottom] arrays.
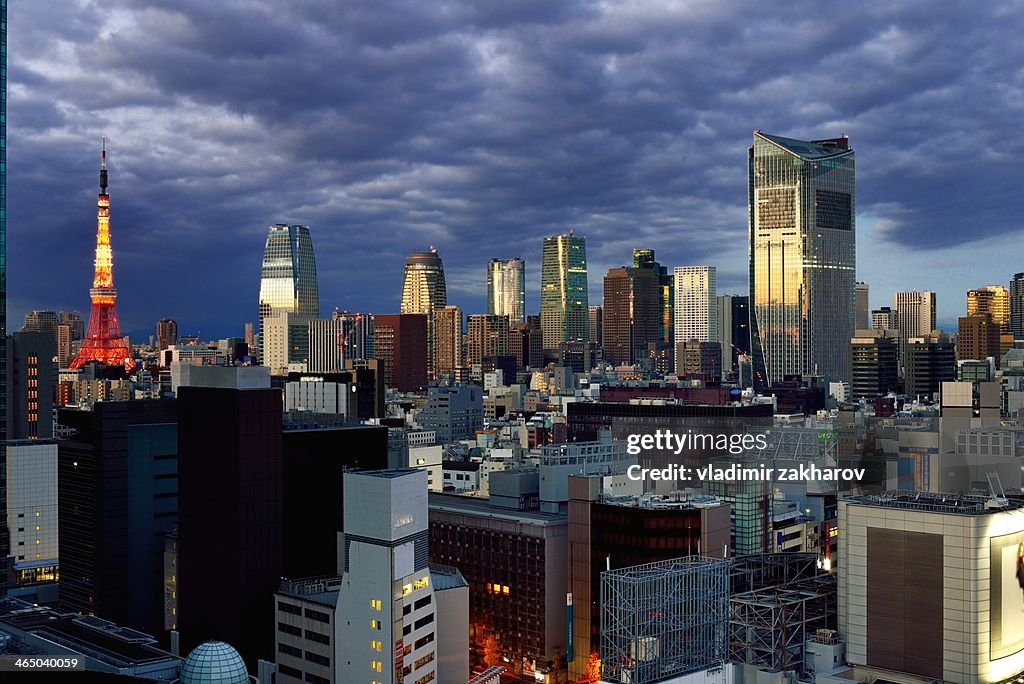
[[487, 258, 526, 325], [466, 314, 510, 368], [602, 267, 659, 366], [401, 249, 447, 378], [893, 290, 936, 363], [0, 0, 8, 594], [966, 285, 1010, 334], [749, 131, 855, 386], [374, 314, 428, 391], [633, 249, 674, 350], [717, 295, 750, 377], [257, 224, 319, 362], [156, 318, 177, 353], [855, 282, 870, 329], [432, 305, 463, 378], [674, 266, 717, 343], [540, 233, 589, 350], [1011, 273, 1024, 340], [69, 141, 137, 372]]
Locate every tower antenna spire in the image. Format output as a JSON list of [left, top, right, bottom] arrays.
[[100, 137, 109, 193]]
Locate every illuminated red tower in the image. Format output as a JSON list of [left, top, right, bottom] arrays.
[[69, 139, 137, 372]]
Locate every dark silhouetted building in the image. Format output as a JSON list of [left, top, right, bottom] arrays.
[[905, 333, 956, 400], [57, 400, 178, 636], [849, 330, 899, 401], [177, 371, 282, 666], [281, 424, 389, 578]]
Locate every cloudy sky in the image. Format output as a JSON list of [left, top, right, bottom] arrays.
[[7, 0, 1024, 339]]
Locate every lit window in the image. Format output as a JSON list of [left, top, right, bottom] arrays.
[[402, 583, 413, 596], [502, 585, 510, 595], [370, 619, 381, 630], [413, 576, 429, 590], [371, 599, 382, 611]]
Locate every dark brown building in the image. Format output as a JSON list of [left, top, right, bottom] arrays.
[[602, 267, 659, 366], [156, 318, 177, 353], [466, 314, 509, 368], [428, 493, 567, 678], [374, 314, 428, 391], [957, 313, 1001, 367]]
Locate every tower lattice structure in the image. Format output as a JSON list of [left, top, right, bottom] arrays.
[[69, 140, 137, 372]]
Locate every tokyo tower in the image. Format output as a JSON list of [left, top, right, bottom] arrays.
[[69, 139, 137, 372]]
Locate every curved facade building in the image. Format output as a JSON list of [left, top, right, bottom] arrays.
[[257, 224, 319, 361], [748, 131, 855, 387], [487, 257, 526, 325], [401, 250, 447, 378], [401, 249, 447, 316]]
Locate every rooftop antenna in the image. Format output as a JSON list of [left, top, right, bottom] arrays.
[[986, 471, 1009, 509], [100, 137, 109, 193]]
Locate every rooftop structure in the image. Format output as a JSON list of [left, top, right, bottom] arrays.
[[0, 596, 180, 678], [600, 556, 730, 684]]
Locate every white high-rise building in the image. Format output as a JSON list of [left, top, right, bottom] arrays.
[[674, 266, 717, 342], [336, 469, 437, 684], [893, 291, 936, 339], [6, 441, 59, 581], [261, 312, 315, 375]]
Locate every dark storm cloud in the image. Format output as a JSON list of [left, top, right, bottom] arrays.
[[8, 0, 1024, 336]]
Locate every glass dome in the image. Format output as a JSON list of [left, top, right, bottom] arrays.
[[180, 641, 250, 684]]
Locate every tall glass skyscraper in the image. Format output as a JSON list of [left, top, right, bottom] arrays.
[[401, 249, 447, 378], [487, 257, 525, 325], [0, 0, 8, 594], [258, 224, 319, 361], [748, 131, 855, 386], [540, 233, 588, 350]]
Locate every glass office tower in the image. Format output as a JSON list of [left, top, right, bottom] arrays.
[[540, 233, 588, 350], [0, 0, 8, 594], [748, 131, 855, 387], [257, 224, 319, 361], [487, 257, 526, 325]]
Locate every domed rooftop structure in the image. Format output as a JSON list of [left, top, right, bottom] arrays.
[[180, 641, 250, 684]]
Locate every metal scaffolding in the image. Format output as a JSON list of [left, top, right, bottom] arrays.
[[600, 556, 730, 684], [730, 552, 819, 594], [728, 554, 837, 675]]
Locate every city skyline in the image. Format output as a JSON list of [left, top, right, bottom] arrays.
[[7, 3, 1024, 338]]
